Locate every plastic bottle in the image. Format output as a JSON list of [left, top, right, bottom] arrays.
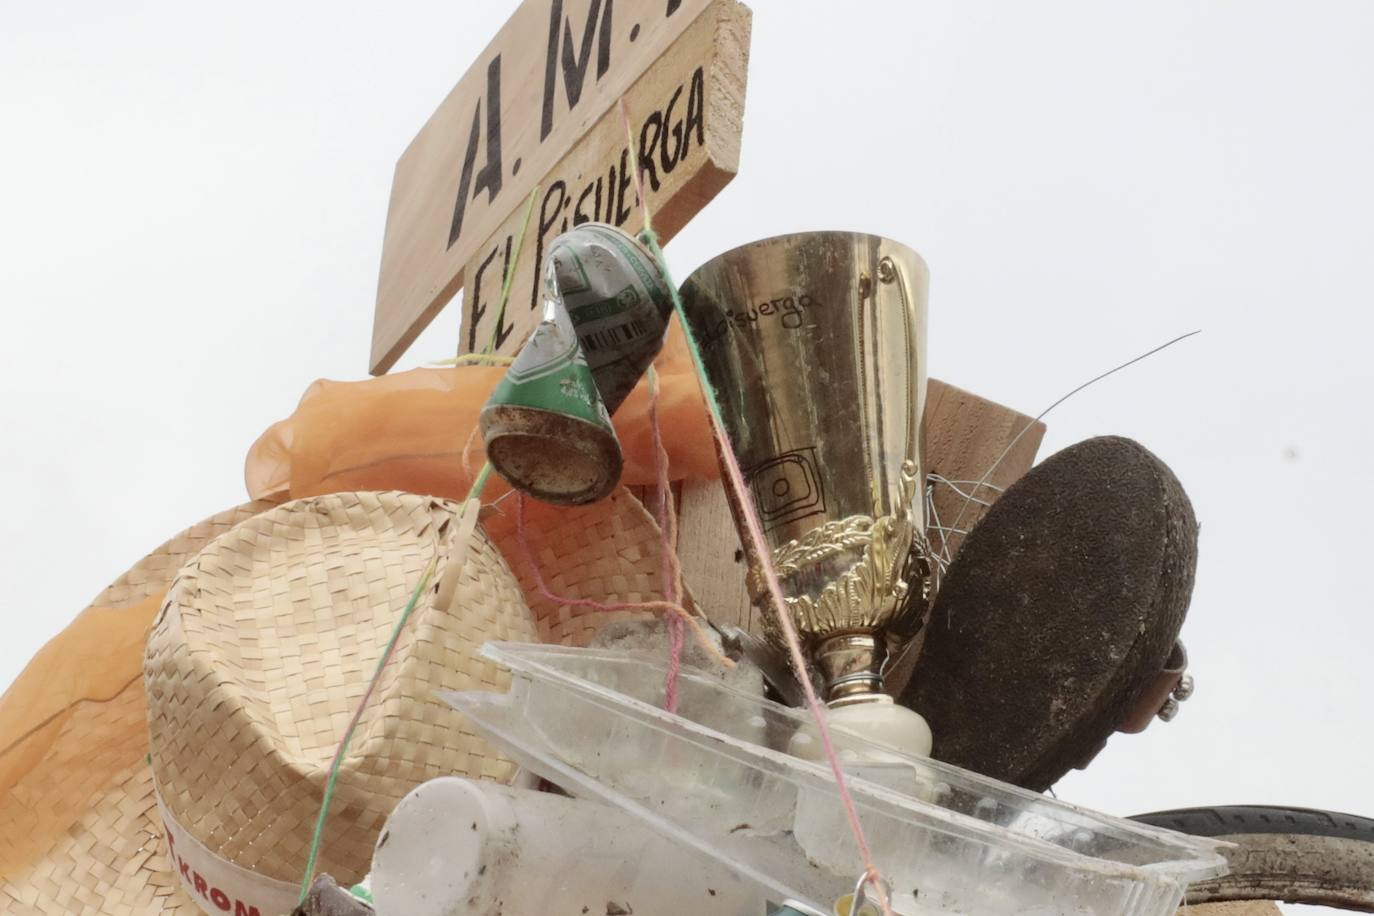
[[371, 777, 771, 916]]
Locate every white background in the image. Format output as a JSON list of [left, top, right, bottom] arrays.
[[2, 2, 1371, 907]]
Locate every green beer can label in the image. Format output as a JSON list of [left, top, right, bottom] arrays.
[[486, 297, 612, 433], [548, 223, 674, 415]]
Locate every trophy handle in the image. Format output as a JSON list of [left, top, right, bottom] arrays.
[[875, 251, 926, 518], [873, 252, 937, 653]]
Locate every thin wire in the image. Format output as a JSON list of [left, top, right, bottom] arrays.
[[939, 479, 1006, 491], [481, 485, 519, 514], [928, 474, 998, 509], [946, 330, 1202, 545], [461, 423, 484, 481], [646, 376, 685, 598], [925, 481, 953, 566]]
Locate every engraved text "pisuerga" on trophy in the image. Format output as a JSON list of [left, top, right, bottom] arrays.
[[701, 293, 821, 345]]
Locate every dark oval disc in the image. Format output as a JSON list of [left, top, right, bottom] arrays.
[[900, 435, 1198, 791]]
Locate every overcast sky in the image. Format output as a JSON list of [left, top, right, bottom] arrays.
[[2, 1, 1371, 904]]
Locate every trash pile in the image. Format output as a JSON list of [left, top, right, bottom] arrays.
[[0, 225, 1221, 916]]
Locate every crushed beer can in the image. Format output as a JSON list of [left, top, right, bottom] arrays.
[[480, 223, 674, 505], [557, 222, 675, 412], [480, 298, 620, 505]]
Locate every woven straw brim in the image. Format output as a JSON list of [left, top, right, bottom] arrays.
[[1, 501, 272, 915], [2, 487, 683, 915], [145, 491, 538, 887]]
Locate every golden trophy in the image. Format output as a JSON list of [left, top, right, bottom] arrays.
[[680, 231, 937, 756]]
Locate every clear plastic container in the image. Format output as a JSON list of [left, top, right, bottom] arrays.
[[441, 643, 1229, 916]]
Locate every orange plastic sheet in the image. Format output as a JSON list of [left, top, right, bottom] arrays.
[[0, 593, 161, 799], [246, 319, 718, 502], [0, 592, 164, 880]]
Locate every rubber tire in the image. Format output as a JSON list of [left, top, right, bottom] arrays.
[[1131, 805, 1374, 911]]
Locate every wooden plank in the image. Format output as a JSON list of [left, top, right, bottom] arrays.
[[676, 379, 1046, 639], [459, 0, 750, 356], [1181, 904, 1281, 916], [923, 378, 1045, 564], [371, 0, 750, 374], [677, 477, 754, 632]]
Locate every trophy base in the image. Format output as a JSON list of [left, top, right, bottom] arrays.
[[799, 632, 933, 759], [788, 696, 933, 761]]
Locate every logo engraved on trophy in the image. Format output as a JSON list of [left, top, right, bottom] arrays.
[[745, 448, 826, 531], [747, 461, 934, 680]]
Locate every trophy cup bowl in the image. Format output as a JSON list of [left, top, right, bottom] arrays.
[[680, 231, 936, 754]]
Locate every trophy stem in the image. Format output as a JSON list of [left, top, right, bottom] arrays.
[[814, 632, 888, 706]]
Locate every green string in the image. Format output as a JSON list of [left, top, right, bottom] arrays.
[[468, 461, 494, 501], [639, 228, 729, 433], [482, 185, 541, 356], [297, 556, 437, 903], [295, 466, 494, 902], [296, 186, 528, 904]]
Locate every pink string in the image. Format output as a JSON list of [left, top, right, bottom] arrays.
[[704, 401, 893, 916], [621, 95, 692, 714], [504, 385, 696, 712], [648, 367, 686, 712], [623, 92, 889, 912], [514, 494, 683, 615], [512, 491, 736, 674]]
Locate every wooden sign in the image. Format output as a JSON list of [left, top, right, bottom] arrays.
[[371, 0, 752, 374]]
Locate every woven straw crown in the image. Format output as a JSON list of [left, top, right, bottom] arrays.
[[144, 491, 537, 892]]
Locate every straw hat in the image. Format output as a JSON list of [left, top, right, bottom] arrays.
[[146, 490, 538, 914], [0, 485, 679, 915]]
